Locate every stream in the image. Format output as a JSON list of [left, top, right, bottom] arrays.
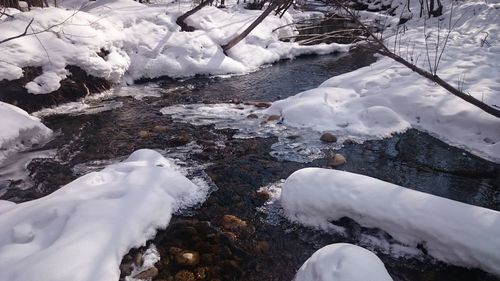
[[1, 50, 499, 281]]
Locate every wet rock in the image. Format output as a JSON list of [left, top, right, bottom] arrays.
[[328, 153, 347, 167], [175, 250, 200, 266], [254, 240, 270, 254], [139, 130, 150, 138], [254, 102, 272, 108], [247, 113, 258, 119], [255, 190, 271, 202], [320, 133, 337, 143], [222, 231, 237, 241], [133, 267, 159, 279], [170, 132, 192, 146], [153, 125, 168, 133], [221, 215, 246, 231], [174, 270, 195, 281], [119, 263, 133, 277], [134, 253, 144, 267], [194, 267, 208, 279], [343, 139, 355, 145], [266, 115, 281, 122]]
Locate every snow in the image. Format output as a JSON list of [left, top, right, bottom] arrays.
[[0, 102, 52, 163], [267, 0, 500, 162], [0, 0, 349, 94], [294, 243, 393, 281], [0, 149, 209, 281], [281, 167, 500, 277]]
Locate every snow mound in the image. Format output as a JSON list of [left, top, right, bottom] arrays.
[[281, 168, 500, 277], [0, 149, 209, 281], [294, 243, 393, 281], [0, 102, 52, 163]]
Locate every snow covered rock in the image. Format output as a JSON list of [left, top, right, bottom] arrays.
[[0, 149, 209, 281], [0, 102, 52, 163], [294, 243, 393, 281], [281, 168, 500, 277]]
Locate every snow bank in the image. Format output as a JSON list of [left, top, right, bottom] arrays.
[[267, 0, 500, 162], [0, 102, 52, 163], [0, 149, 209, 281], [294, 243, 393, 281], [0, 0, 349, 93], [281, 168, 500, 277]]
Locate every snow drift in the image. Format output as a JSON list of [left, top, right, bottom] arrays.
[[0, 149, 208, 281], [294, 243, 393, 281], [281, 168, 500, 277]]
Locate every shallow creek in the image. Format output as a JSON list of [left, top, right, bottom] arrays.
[[1, 50, 499, 281]]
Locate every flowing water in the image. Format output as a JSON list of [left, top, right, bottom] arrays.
[[1, 50, 499, 281]]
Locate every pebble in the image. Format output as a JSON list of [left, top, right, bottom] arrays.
[[266, 115, 281, 122], [174, 270, 195, 281], [328, 153, 347, 167], [247, 113, 258, 119], [175, 250, 200, 266], [138, 130, 150, 138], [320, 133, 337, 143]]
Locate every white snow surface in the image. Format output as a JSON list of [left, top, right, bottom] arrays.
[[294, 243, 393, 281], [281, 168, 500, 277], [267, 0, 500, 162], [0, 0, 348, 94], [0, 149, 209, 281], [0, 102, 52, 163]]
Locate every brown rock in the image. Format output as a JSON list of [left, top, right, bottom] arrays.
[[153, 125, 168, 133], [175, 250, 200, 266], [138, 130, 150, 138], [222, 231, 237, 241], [133, 253, 144, 267], [343, 139, 355, 145], [328, 153, 346, 167], [133, 267, 158, 279], [320, 133, 337, 143], [246, 113, 258, 119], [255, 190, 271, 201], [119, 263, 133, 277], [174, 270, 195, 281], [221, 215, 246, 231], [254, 240, 270, 254], [170, 132, 192, 146], [254, 102, 272, 108], [266, 115, 281, 122]]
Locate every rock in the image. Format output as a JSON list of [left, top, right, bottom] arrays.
[[222, 231, 237, 241], [343, 139, 355, 145], [266, 115, 281, 122], [133, 253, 144, 267], [175, 250, 200, 266], [201, 253, 215, 264], [138, 130, 150, 138], [133, 267, 158, 280], [221, 215, 246, 231], [194, 267, 208, 279], [246, 113, 258, 119], [328, 153, 346, 167], [153, 125, 168, 133], [174, 270, 195, 281], [170, 132, 191, 146], [169, 247, 183, 255], [119, 263, 133, 277], [254, 240, 270, 254], [320, 133, 337, 143], [254, 102, 272, 108], [255, 190, 270, 201]]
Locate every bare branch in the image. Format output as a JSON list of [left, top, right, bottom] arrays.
[[0, 18, 34, 44]]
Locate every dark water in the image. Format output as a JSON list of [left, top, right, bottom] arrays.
[[1, 50, 499, 281]]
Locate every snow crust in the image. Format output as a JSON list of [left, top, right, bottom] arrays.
[[294, 243, 393, 281], [0, 0, 348, 94], [0, 102, 52, 163], [281, 168, 500, 277], [0, 149, 209, 281], [267, 0, 500, 162]]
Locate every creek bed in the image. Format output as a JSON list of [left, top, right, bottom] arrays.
[[1, 50, 499, 281]]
